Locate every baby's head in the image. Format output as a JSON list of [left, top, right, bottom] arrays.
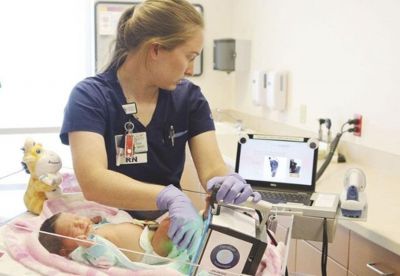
[[38, 212, 94, 256]]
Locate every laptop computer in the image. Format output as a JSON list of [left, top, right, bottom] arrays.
[[235, 134, 339, 218]]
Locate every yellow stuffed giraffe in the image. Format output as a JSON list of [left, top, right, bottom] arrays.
[[22, 138, 62, 215]]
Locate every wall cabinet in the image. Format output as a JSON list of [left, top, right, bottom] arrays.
[[289, 224, 400, 275]]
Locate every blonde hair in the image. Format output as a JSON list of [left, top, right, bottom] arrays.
[[105, 0, 204, 71]]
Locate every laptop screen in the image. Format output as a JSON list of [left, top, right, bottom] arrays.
[[235, 134, 318, 191]]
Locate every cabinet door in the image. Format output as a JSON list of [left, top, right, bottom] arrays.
[[347, 271, 356, 276], [295, 240, 347, 276], [308, 224, 350, 268], [349, 231, 400, 275], [287, 239, 297, 271]]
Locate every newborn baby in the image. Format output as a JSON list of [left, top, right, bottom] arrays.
[[38, 212, 182, 266]]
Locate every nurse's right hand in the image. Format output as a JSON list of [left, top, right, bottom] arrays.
[[156, 185, 202, 253]]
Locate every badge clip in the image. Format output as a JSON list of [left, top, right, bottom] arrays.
[[124, 121, 135, 157]]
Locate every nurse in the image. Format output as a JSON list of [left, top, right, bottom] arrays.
[[60, 0, 260, 252]]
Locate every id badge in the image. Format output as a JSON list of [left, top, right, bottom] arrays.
[[132, 132, 148, 153], [114, 132, 148, 166], [124, 132, 135, 157]]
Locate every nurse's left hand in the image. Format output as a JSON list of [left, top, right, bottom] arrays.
[[157, 185, 203, 253], [207, 172, 261, 204]]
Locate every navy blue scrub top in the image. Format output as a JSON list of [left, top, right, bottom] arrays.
[[60, 67, 215, 189]]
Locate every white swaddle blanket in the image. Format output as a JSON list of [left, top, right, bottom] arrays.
[[69, 228, 190, 273]]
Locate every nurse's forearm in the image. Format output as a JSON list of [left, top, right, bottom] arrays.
[[77, 169, 164, 210], [198, 163, 230, 191], [188, 131, 231, 191], [78, 167, 164, 210]]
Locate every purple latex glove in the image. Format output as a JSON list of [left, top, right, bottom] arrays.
[[156, 185, 202, 252], [207, 172, 261, 204]]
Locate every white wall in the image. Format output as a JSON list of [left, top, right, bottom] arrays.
[[0, 0, 232, 129], [0, 0, 92, 129], [1, 0, 399, 156], [188, 0, 234, 108], [228, 0, 400, 155]]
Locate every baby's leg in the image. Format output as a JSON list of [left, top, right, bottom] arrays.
[[151, 218, 173, 257]]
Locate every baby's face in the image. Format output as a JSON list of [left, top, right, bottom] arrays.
[[55, 212, 94, 253]]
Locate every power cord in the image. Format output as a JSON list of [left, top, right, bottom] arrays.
[[316, 118, 360, 181], [321, 218, 328, 276], [316, 132, 343, 181], [341, 118, 361, 133], [0, 165, 74, 181], [317, 118, 361, 274], [0, 168, 25, 180]]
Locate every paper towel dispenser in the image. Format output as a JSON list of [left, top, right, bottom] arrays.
[[213, 39, 250, 73]]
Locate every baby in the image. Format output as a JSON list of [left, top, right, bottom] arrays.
[[38, 212, 181, 266]]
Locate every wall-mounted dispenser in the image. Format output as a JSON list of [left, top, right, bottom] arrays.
[[251, 71, 288, 110], [251, 70, 268, 106], [213, 39, 250, 73], [266, 71, 287, 111]]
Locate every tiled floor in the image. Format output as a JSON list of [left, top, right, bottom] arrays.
[[0, 132, 73, 225]]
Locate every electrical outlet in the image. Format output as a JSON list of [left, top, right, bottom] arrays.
[[353, 114, 362, 136]]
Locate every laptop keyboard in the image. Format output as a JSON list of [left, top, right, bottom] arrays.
[[259, 191, 311, 205]]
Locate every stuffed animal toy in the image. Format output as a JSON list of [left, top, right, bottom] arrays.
[[21, 138, 63, 215]]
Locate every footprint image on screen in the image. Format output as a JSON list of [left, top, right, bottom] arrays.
[[269, 157, 279, 177], [289, 159, 301, 177]]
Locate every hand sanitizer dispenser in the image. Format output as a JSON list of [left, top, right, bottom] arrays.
[[266, 71, 287, 111], [251, 71, 268, 106]]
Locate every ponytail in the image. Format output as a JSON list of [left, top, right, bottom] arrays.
[[104, 6, 135, 71], [103, 0, 203, 72]]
